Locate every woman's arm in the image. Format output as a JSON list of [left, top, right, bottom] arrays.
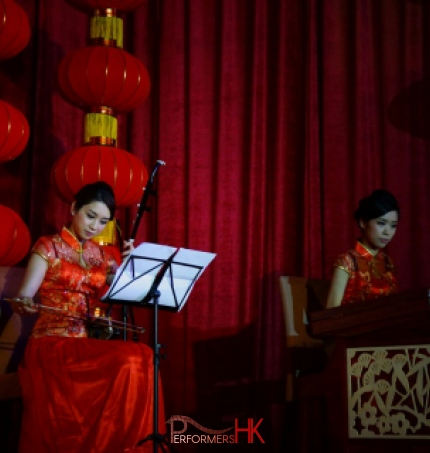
[[326, 267, 349, 308], [11, 253, 48, 315]]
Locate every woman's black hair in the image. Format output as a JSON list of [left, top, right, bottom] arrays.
[[354, 189, 399, 226], [73, 181, 116, 220]]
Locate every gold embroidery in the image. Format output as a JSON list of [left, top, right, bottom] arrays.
[[335, 265, 352, 276], [61, 227, 89, 269], [32, 250, 49, 263]]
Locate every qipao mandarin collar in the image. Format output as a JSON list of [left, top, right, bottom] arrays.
[[60, 226, 87, 252], [60, 227, 98, 269], [355, 241, 380, 260]]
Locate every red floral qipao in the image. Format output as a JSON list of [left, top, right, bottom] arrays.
[[335, 241, 397, 305], [31, 227, 114, 337], [18, 227, 163, 453]]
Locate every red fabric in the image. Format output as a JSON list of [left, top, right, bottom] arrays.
[[18, 337, 164, 453], [57, 46, 150, 112], [0, 99, 30, 162], [0, 204, 31, 266], [2, 1, 430, 450], [31, 227, 115, 338], [51, 146, 149, 207], [334, 242, 397, 305]]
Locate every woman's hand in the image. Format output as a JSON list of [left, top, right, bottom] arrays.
[[105, 241, 134, 285], [9, 297, 38, 315], [122, 240, 135, 260]]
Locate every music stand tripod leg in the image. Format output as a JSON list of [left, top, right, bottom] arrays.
[[136, 290, 178, 453]]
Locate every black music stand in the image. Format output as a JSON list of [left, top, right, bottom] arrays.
[[102, 243, 216, 452]]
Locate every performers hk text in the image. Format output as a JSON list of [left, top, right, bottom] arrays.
[[166, 415, 265, 444]]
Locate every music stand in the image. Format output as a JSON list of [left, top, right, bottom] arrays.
[[102, 243, 216, 452]]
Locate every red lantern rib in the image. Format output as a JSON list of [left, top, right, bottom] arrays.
[[0, 100, 30, 163], [0, 0, 31, 60], [0, 205, 31, 266], [65, 0, 146, 13], [51, 146, 148, 207], [58, 46, 150, 112]]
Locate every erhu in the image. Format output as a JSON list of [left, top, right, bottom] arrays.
[[130, 159, 166, 243], [4, 297, 145, 339], [104, 159, 166, 340]]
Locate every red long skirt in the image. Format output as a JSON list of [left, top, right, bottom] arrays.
[[18, 337, 164, 453]]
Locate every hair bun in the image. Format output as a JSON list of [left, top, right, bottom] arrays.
[[354, 189, 399, 224]]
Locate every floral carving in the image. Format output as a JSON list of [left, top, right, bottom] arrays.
[[348, 346, 430, 438]]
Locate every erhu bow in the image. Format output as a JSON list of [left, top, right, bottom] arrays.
[[3, 297, 145, 339]]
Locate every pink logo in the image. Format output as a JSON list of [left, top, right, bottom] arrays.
[[166, 415, 265, 444]]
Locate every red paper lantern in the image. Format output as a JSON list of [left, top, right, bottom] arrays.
[[0, 0, 31, 60], [0, 100, 30, 162], [58, 46, 150, 112], [51, 145, 148, 207], [65, 0, 146, 13], [0, 205, 31, 266]]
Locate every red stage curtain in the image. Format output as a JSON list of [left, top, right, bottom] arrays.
[[1, 1, 430, 450]]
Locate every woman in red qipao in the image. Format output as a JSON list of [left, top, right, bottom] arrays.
[[10, 181, 161, 453], [326, 189, 400, 308]]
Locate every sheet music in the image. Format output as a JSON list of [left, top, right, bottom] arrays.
[[101, 242, 216, 312]]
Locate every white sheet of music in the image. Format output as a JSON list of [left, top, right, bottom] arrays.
[[101, 242, 216, 311]]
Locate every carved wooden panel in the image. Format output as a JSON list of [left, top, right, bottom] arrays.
[[347, 345, 430, 439]]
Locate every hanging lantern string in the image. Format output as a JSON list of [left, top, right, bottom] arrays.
[[3, 297, 145, 334]]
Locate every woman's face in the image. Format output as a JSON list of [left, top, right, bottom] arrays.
[[360, 210, 398, 251], [70, 201, 110, 241]]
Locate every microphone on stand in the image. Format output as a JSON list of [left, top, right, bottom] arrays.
[[129, 160, 166, 243]]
